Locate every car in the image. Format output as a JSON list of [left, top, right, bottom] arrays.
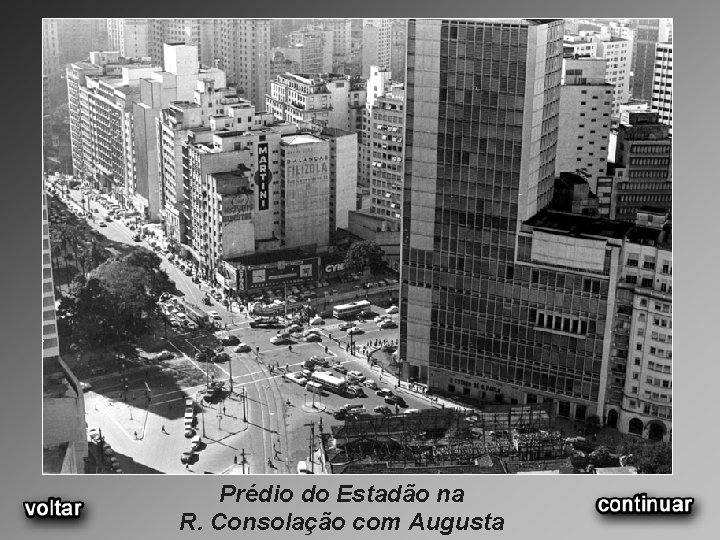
[[333, 409, 347, 420], [184, 268, 192, 276], [302, 328, 321, 337], [347, 370, 366, 382], [385, 395, 407, 407], [304, 334, 322, 343], [338, 321, 356, 331], [310, 316, 324, 326], [346, 327, 364, 335], [363, 379, 378, 390], [286, 372, 308, 386], [186, 321, 199, 331], [342, 404, 366, 415], [213, 352, 231, 363], [79, 381, 93, 392], [220, 335, 240, 346], [207, 310, 221, 320], [270, 335, 292, 345], [311, 356, 330, 367], [99, 222, 107, 228], [403, 408, 421, 415], [184, 428, 196, 439], [133, 234, 142, 242], [359, 310, 375, 319], [176, 313, 189, 322], [374, 405, 392, 416], [347, 385, 365, 397], [233, 342, 252, 353], [153, 350, 174, 361], [385, 305, 399, 314], [377, 319, 397, 329], [374, 315, 390, 323], [376, 388, 393, 398], [287, 324, 303, 333], [169, 318, 181, 328], [333, 364, 348, 375], [180, 450, 194, 464]]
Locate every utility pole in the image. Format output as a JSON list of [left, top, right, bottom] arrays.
[[228, 356, 233, 394], [241, 448, 247, 474], [304, 422, 315, 474], [242, 386, 248, 423]]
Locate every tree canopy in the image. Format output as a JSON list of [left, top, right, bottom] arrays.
[[343, 240, 386, 273], [60, 247, 174, 347], [619, 439, 672, 474]]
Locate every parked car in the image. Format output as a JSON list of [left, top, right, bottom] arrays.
[[376, 388, 393, 398], [310, 316, 324, 325], [347, 370, 366, 382], [347, 327, 364, 335], [287, 324, 303, 333], [180, 450, 194, 464], [385, 305, 399, 314], [213, 352, 231, 363], [233, 342, 252, 353], [363, 379, 378, 390], [186, 321, 199, 331], [385, 395, 407, 407], [169, 318, 181, 328], [377, 319, 397, 329], [220, 335, 240, 346], [347, 385, 365, 397], [303, 328, 322, 337], [338, 321, 356, 331], [333, 364, 348, 375], [99, 222, 107, 228], [304, 334, 322, 343], [286, 372, 308, 386], [133, 234, 141, 242], [207, 310, 221, 320], [374, 405, 392, 415], [153, 350, 174, 361]]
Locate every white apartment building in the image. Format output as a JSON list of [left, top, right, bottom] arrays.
[[594, 36, 632, 117], [556, 57, 613, 192], [651, 42, 673, 135]]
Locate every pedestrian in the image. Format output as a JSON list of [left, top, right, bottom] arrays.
[[185, 463, 189, 470], [286, 364, 290, 372], [234, 455, 238, 464], [223, 405, 226, 415], [161, 425, 167, 434], [134, 430, 138, 439]]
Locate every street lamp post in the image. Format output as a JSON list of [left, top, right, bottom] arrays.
[[241, 386, 248, 423]]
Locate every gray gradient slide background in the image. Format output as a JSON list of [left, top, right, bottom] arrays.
[[4, 2, 715, 538]]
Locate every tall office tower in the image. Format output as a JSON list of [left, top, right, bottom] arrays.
[[610, 111, 672, 221], [604, 209, 672, 442], [319, 127, 358, 235], [42, 19, 61, 95], [287, 27, 334, 73], [43, 189, 88, 473], [401, 19, 628, 420], [630, 18, 660, 102], [651, 42, 672, 135], [146, 19, 202, 67], [390, 19, 407, 83], [56, 19, 107, 64], [107, 18, 152, 58], [556, 57, 613, 192], [658, 18, 673, 43], [362, 19, 392, 78], [319, 19, 352, 71], [594, 36, 631, 117]]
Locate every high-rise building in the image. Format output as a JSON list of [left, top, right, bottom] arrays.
[[362, 19, 391, 78], [594, 36, 632, 117], [611, 111, 672, 221], [266, 73, 366, 132], [43, 189, 88, 473], [630, 19, 660, 102], [400, 19, 632, 420], [66, 52, 159, 201], [319, 127, 358, 234], [42, 19, 61, 96], [288, 27, 334, 74], [605, 208, 672, 442], [556, 57, 613, 191], [651, 42, 672, 134], [390, 19, 407, 83], [57, 19, 107, 64], [107, 18, 152, 58]]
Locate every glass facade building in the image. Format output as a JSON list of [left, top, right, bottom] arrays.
[[400, 19, 627, 419]]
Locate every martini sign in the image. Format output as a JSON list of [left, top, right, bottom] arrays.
[[255, 142, 271, 211]]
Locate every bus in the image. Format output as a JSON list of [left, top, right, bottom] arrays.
[[332, 300, 371, 320], [310, 371, 348, 395]]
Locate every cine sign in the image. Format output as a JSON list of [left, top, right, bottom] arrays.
[[255, 142, 271, 211], [324, 262, 345, 273]]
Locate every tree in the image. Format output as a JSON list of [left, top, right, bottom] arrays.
[[343, 240, 386, 274], [619, 439, 672, 474]]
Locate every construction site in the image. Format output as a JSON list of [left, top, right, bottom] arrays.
[[324, 403, 574, 474]]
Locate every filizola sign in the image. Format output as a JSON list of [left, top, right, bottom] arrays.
[[255, 142, 271, 211], [324, 262, 345, 273]]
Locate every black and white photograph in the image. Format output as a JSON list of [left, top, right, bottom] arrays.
[[42, 17, 673, 477]]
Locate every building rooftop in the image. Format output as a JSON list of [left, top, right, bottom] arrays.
[[524, 209, 634, 240], [626, 224, 672, 250], [225, 248, 312, 266], [210, 170, 253, 195], [281, 133, 324, 145]]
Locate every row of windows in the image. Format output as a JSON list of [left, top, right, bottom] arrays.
[[532, 310, 589, 335]]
